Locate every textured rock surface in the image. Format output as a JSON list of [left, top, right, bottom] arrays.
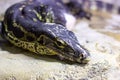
[[0, 0, 120, 80], [0, 21, 120, 80]]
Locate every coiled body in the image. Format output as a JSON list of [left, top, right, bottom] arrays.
[[1, 0, 90, 63]]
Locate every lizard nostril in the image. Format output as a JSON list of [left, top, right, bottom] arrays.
[[76, 53, 90, 64]]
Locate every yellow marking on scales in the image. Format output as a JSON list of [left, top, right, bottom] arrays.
[[4, 23, 8, 32], [46, 10, 54, 23], [45, 15, 54, 23], [33, 18, 37, 22], [6, 33, 36, 53], [46, 18, 50, 23], [13, 21, 28, 33], [6, 32, 57, 55], [13, 21, 36, 39], [13, 22, 27, 33], [5, 18, 57, 55], [33, 10, 42, 21], [36, 44, 57, 55], [37, 35, 46, 45]]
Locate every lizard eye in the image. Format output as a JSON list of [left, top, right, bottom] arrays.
[[55, 39, 65, 49]]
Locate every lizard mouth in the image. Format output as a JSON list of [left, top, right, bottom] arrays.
[[56, 51, 90, 64]]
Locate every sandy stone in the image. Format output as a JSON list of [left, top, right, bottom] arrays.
[[0, 21, 120, 80], [0, 0, 120, 80]]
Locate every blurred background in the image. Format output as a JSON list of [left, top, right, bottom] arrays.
[[79, 0, 120, 42]]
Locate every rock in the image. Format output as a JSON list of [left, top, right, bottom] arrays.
[[0, 21, 120, 80], [0, 0, 120, 80]]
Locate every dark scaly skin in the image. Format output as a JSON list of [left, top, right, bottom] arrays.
[[1, 0, 90, 63]]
